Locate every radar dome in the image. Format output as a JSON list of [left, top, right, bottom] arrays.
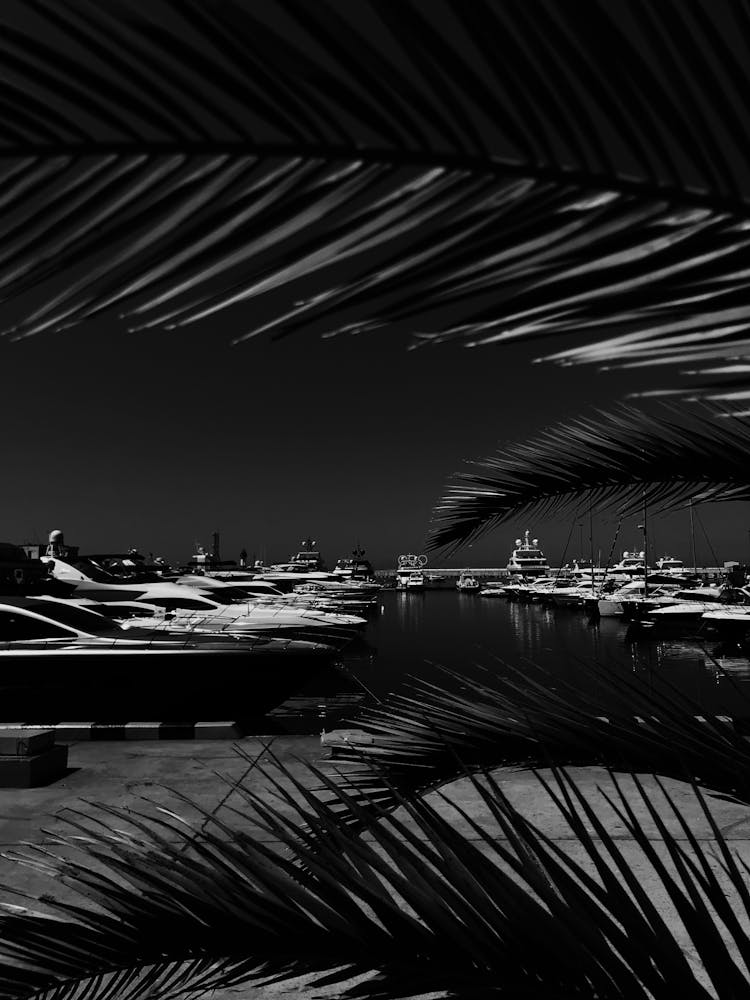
[[623, 551, 629, 557], [48, 529, 64, 543], [639, 551, 645, 558], [532, 538, 538, 546], [515, 539, 522, 546]]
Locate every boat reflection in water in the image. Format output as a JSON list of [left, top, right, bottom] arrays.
[[395, 588, 426, 630], [352, 591, 750, 721], [7, 581, 750, 733]]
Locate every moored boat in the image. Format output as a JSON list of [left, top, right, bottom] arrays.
[[456, 571, 481, 593], [395, 554, 428, 590], [507, 531, 549, 577], [405, 570, 426, 591], [332, 546, 375, 581], [655, 555, 685, 574], [0, 597, 336, 719], [611, 551, 647, 576]]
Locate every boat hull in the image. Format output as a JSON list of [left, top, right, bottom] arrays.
[[597, 599, 625, 617], [0, 647, 333, 720]]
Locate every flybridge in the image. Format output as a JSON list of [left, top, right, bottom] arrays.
[[507, 530, 550, 577]]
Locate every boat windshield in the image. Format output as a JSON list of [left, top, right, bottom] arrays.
[[201, 586, 252, 603], [26, 601, 125, 634]]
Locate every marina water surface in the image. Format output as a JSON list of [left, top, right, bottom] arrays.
[[311, 590, 750, 733]]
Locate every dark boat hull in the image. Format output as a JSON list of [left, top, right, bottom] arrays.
[[0, 647, 333, 720]]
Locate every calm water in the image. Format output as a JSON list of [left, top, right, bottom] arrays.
[[282, 590, 750, 733]]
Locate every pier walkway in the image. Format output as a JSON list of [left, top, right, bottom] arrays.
[[0, 734, 748, 995]]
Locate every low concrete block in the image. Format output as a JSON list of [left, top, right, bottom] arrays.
[[53, 723, 98, 741], [0, 745, 68, 788], [193, 721, 244, 739], [124, 722, 162, 740], [0, 728, 55, 756]]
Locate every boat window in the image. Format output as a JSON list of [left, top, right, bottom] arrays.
[[96, 604, 154, 619], [197, 590, 237, 605], [147, 597, 214, 610], [23, 601, 125, 634], [203, 586, 248, 602], [0, 612, 72, 640]]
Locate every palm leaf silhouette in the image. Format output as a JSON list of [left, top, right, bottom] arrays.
[[427, 404, 750, 551], [2, 0, 750, 404], [324, 658, 750, 817], [3, 759, 750, 998]]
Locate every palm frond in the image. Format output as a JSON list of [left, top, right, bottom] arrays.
[[325, 657, 750, 814], [3, 0, 750, 362], [427, 403, 750, 552], [4, 759, 750, 997]]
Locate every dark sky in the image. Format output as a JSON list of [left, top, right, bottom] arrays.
[[3, 314, 747, 570], [3, 0, 749, 571]]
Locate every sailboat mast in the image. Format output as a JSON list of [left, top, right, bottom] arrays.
[[589, 493, 595, 596], [642, 490, 649, 598], [689, 499, 697, 572]]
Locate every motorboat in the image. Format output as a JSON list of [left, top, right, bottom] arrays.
[[701, 602, 750, 640], [597, 579, 679, 617], [655, 555, 685, 574], [248, 591, 378, 615], [507, 531, 549, 577], [619, 586, 693, 620], [637, 586, 738, 631], [529, 576, 578, 603], [253, 568, 339, 590], [0, 597, 336, 719], [332, 546, 375, 581], [456, 571, 481, 593], [0, 597, 336, 654], [405, 571, 426, 591], [44, 556, 365, 627], [513, 576, 556, 602], [293, 579, 381, 597], [611, 551, 647, 575], [395, 554, 428, 590], [272, 538, 327, 573], [547, 566, 612, 609], [506, 580, 535, 601], [479, 582, 507, 597]]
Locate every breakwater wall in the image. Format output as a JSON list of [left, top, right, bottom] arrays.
[[374, 567, 728, 589]]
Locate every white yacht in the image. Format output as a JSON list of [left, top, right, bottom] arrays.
[[547, 572, 607, 609], [655, 555, 685, 574], [332, 546, 375, 581], [479, 581, 507, 597], [395, 554, 428, 590], [456, 571, 480, 593], [42, 556, 365, 635], [506, 531, 549, 577], [405, 570, 426, 591], [640, 588, 732, 629], [597, 579, 678, 617], [611, 551, 646, 575], [701, 599, 750, 640], [270, 538, 327, 574], [528, 576, 577, 602]]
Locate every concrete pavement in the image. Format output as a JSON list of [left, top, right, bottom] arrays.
[[0, 736, 749, 996]]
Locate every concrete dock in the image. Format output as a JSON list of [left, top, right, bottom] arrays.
[[1, 736, 750, 996]]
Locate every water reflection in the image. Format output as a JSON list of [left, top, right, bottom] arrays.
[[506, 600, 547, 650], [394, 590, 426, 629], [281, 592, 750, 731]]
